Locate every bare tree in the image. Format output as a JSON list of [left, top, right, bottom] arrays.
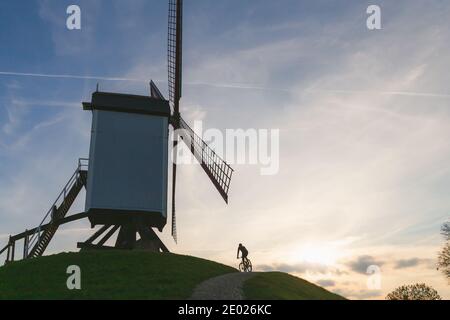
[[438, 245, 450, 279], [386, 283, 441, 300], [442, 223, 450, 240], [438, 222, 450, 281]]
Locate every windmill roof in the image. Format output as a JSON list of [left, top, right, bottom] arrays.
[[83, 91, 171, 117]]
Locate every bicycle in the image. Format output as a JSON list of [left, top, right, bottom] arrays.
[[238, 256, 252, 272]]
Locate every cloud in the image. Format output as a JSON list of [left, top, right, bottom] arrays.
[[10, 99, 80, 109], [256, 262, 346, 276], [307, 89, 450, 99], [0, 71, 151, 83], [346, 256, 384, 274], [394, 258, 434, 269], [334, 288, 383, 300], [316, 279, 336, 288], [0, 71, 288, 92], [0, 234, 9, 241]]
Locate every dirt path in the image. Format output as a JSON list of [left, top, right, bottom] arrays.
[[190, 272, 257, 300]]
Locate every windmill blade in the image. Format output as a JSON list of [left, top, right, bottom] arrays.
[[178, 117, 234, 203], [171, 137, 178, 243], [168, 0, 183, 115], [168, 0, 183, 244]]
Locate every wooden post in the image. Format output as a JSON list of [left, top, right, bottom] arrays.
[[6, 236, 11, 263], [11, 240, 15, 262], [114, 223, 136, 249], [23, 231, 29, 259]]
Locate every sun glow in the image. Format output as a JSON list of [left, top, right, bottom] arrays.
[[296, 244, 340, 265]]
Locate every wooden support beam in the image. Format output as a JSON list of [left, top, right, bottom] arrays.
[[77, 225, 117, 249], [6, 240, 11, 263], [76, 219, 169, 254], [115, 226, 127, 248], [0, 243, 9, 255], [77, 243, 116, 251], [115, 223, 136, 249], [11, 241, 15, 262], [97, 225, 120, 246], [84, 225, 111, 245], [137, 225, 169, 253], [23, 233, 29, 259], [10, 212, 89, 242]]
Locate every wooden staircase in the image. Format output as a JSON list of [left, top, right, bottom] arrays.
[[27, 171, 87, 258], [0, 159, 89, 263]]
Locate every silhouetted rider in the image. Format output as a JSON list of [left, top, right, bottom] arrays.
[[237, 243, 249, 264]]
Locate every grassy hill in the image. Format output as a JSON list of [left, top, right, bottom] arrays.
[[0, 251, 344, 300], [244, 272, 345, 300], [0, 251, 236, 299]]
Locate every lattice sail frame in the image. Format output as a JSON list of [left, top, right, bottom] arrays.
[[168, 0, 233, 243], [179, 117, 234, 203], [168, 0, 183, 112], [168, 0, 183, 243]]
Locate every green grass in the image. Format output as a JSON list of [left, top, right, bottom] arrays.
[[0, 251, 237, 300], [0, 252, 346, 300], [244, 272, 345, 300]]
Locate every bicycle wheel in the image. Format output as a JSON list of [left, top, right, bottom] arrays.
[[246, 260, 253, 272], [239, 262, 246, 272]]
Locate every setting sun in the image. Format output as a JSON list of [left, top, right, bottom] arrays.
[[296, 244, 341, 265]]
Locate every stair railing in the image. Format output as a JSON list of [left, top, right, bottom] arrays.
[[25, 158, 89, 257]]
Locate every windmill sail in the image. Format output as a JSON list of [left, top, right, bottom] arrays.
[[168, 0, 183, 114], [171, 137, 178, 243], [168, 0, 183, 243], [178, 117, 234, 203], [167, 0, 233, 243]]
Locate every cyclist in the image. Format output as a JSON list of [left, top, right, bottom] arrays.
[[237, 243, 249, 265]]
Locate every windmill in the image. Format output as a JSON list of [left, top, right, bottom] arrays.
[[0, 0, 233, 263]]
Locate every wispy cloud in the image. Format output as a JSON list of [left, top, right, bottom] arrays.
[[316, 279, 336, 288], [10, 99, 80, 109], [0, 71, 290, 92], [346, 256, 385, 275], [0, 71, 150, 83], [335, 288, 383, 300], [394, 258, 435, 269], [306, 89, 450, 99], [256, 262, 346, 276]]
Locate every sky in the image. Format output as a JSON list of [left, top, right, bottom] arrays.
[[0, 0, 450, 300]]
